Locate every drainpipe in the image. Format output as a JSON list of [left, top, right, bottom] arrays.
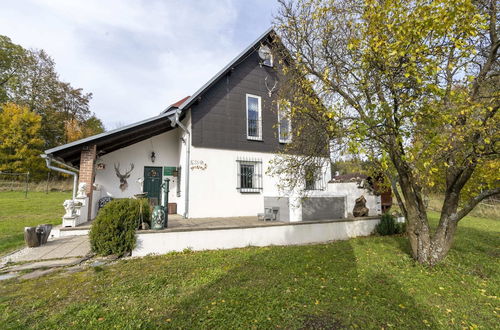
[[168, 110, 190, 218], [41, 154, 79, 200]]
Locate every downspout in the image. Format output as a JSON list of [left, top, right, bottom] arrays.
[[41, 154, 79, 200], [168, 110, 190, 218]]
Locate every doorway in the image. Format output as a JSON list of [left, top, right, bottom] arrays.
[[143, 166, 162, 205]]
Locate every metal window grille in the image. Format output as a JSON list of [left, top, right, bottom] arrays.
[[236, 157, 263, 193], [247, 118, 262, 140], [305, 166, 326, 191]]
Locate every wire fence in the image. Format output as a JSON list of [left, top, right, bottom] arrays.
[[0, 171, 73, 197]]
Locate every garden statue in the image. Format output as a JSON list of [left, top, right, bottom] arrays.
[[63, 199, 77, 218], [353, 195, 369, 217], [76, 182, 87, 198]]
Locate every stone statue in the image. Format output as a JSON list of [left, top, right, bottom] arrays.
[[353, 195, 369, 217], [63, 200, 77, 218], [76, 182, 87, 198]]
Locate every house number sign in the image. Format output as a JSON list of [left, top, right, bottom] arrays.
[[190, 160, 207, 170]]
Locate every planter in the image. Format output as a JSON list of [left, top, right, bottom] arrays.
[[24, 224, 53, 247]]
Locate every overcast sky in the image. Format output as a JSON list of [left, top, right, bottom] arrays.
[[0, 0, 280, 129]]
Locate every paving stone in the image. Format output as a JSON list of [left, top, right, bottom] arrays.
[[0, 272, 19, 281], [19, 268, 58, 280], [7, 257, 84, 272]]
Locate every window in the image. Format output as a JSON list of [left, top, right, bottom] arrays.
[[246, 94, 262, 140], [305, 165, 325, 191], [236, 157, 263, 193], [278, 103, 292, 143]]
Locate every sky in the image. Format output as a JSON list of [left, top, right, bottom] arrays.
[[0, 0, 280, 129]]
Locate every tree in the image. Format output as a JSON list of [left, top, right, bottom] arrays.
[[274, 0, 499, 265], [0, 103, 46, 180]]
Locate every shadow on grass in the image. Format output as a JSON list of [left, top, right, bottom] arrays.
[[160, 238, 438, 329]]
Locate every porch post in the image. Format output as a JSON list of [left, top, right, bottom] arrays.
[[79, 145, 97, 220]]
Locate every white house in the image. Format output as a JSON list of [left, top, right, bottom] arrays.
[[43, 28, 383, 227]]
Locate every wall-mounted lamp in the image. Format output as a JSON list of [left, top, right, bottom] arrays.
[[150, 151, 156, 163]]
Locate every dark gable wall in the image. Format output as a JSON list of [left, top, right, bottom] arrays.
[[190, 49, 284, 153]]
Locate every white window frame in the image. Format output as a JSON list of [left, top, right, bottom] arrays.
[[246, 94, 262, 141], [278, 103, 292, 143]]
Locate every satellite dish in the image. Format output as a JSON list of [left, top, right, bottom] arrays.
[[258, 45, 272, 61]]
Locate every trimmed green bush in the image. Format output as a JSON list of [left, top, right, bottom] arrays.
[[89, 198, 150, 256], [375, 213, 405, 236]]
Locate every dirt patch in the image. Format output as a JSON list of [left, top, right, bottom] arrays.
[[301, 314, 345, 329]]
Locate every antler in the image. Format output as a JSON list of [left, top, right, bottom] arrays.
[[124, 163, 134, 177], [114, 163, 121, 177], [265, 75, 278, 97]]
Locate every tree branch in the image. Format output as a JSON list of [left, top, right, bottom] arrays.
[[454, 187, 500, 222]]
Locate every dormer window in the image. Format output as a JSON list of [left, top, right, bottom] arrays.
[[246, 94, 262, 140]]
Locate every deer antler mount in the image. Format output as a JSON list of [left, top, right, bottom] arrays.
[[114, 163, 134, 191]]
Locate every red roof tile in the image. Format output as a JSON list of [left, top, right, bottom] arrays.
[[170, 96, 190, 108]]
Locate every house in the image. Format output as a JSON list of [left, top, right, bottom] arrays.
[[43, 28, 383, 227]]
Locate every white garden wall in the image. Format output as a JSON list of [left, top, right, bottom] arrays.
[[327, 182, 381, 216], [132, 218, 380, 256]]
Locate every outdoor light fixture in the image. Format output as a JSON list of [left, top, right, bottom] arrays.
[[150, 151, 156, 163]]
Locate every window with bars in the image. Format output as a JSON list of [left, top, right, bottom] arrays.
[[236, 157, 263, 193], [246, 94, 262, 140], [305, 165, 326, 191]]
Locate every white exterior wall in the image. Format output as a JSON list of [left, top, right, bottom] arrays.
[[188, 146, 334, 220], [133, 218, 380, 256], [327, 182, 381, 217], [94, 129, 181, 206]]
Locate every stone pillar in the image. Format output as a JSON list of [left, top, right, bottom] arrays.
[[79, 145, 96, 220]]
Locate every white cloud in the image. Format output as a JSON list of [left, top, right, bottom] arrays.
[[0, 0, 277, 127]]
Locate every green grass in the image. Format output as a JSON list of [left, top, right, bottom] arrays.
[[0, 191, 71, 255], [0, 212, 498, 329]]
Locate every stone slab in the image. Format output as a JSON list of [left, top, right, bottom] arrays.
[[0, 272, 19, 281], [19, 268, 58, 280], [6, 257, 83, 272]]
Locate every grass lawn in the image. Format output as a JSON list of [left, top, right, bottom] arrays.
[[0, 191, 71, 255], [0, 212, 498, 329]]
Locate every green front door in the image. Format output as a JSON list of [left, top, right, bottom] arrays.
[[144, 166, 163, 205]]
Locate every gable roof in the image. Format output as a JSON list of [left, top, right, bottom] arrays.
[[162, 27, 275, 113], [44, 27, 276, 165]]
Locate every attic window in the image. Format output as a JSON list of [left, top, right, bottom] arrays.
[[246, 94, 262, 140], [278, 102, 292, 143]]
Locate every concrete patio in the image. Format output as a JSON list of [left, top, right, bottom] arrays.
[[1, 235, 90, 264], [58, 215, 284, 236]]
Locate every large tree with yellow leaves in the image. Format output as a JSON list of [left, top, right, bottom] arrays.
[[274, 0, 499, 265]]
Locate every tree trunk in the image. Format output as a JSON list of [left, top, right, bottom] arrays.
[[406, 213, 458, 266]]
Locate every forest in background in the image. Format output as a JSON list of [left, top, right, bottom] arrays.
[[0, 35, 104, 180]]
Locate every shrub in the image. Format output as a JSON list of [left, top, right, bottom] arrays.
[[89, 198, 150, 256], [375, 213, 405, 236]]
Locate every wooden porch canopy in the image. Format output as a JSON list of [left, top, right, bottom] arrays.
[[43, 110, 179, 167]]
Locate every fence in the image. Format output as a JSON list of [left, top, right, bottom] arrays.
[[0, 171, 73, 197], [0, 171, 29, 197]]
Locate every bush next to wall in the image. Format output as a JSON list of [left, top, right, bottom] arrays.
[[375, 213, 406, 236], [89, 198, 150, 256]]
